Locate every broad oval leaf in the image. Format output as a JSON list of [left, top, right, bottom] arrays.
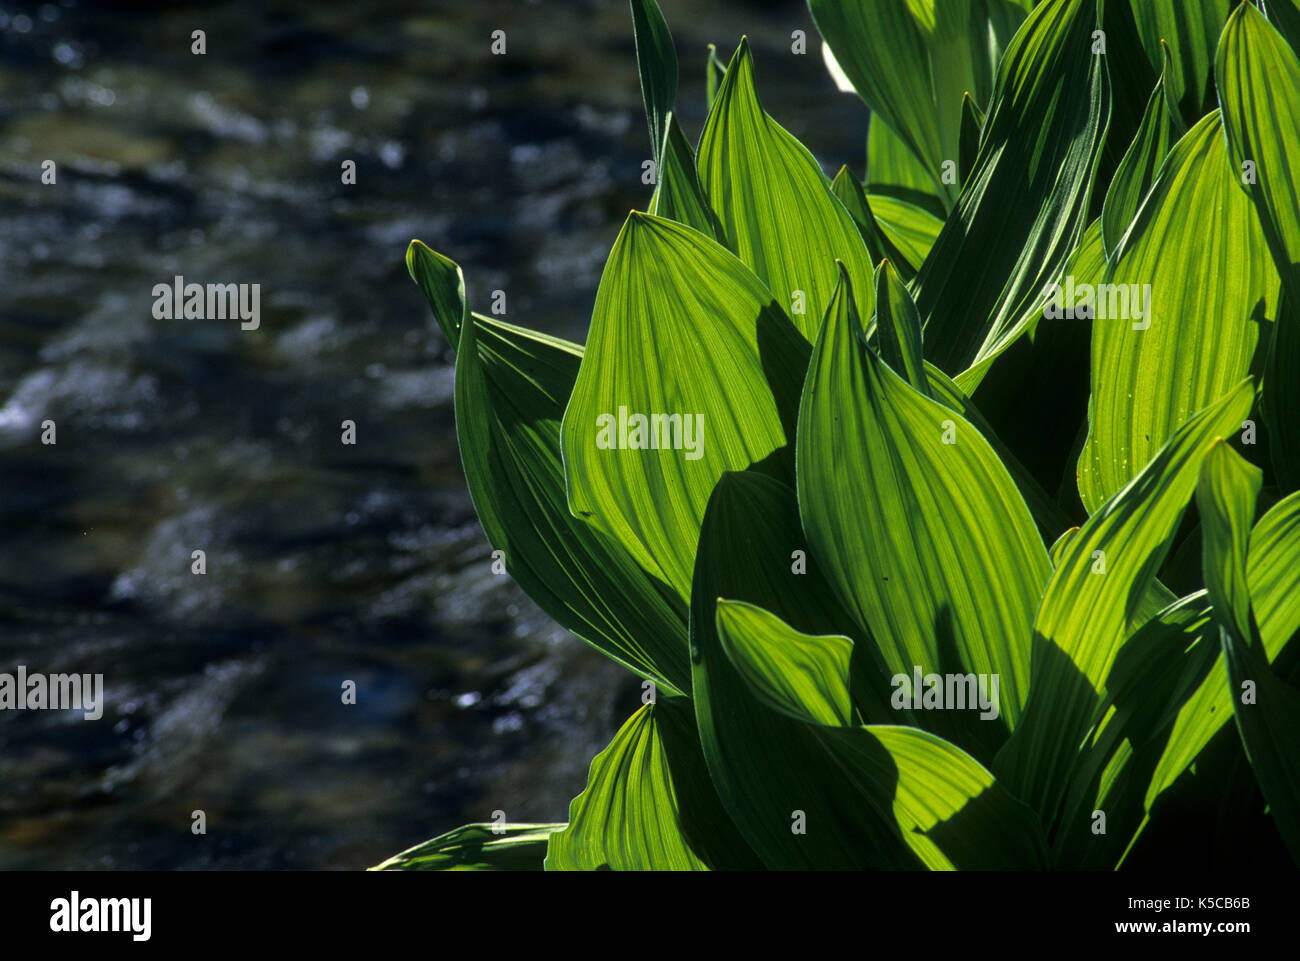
[[797, 266, 1052, 742], [560, 212, 809, 603], [1077, 113, 1278, 515], [697, 39, 876, 336]]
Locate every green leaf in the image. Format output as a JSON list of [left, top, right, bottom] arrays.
[[993, 378, 1255, 826], [1217, 3, 1300, 491], [1145, 489, 1300, 811], [544, 699, 758, 870], [866, 193, 946, 274], [873, 259, 929, 394], [629, 0, 677, 166], [830, 167, 920, 281], [797, 266, 1052, 742], [651, 113, 722, 241], [371, 823, 564, 871], [710, 601, 1049, 870], [406, 240, 466, 345], [810, 0, 1028, 209], [1196, 441, 1262, 647], [1196, 441, 1300, 862], [1264, 0, 1300, 56], [1049, 527, 1080, 566], [847, 725, 1048, 870], [1222, 620, 1300, 864], [912, 0, 1109, 376], [697, 39, 876, 336], [1052, 589, 1219, 867], [561, 212, 808, 604], [865, 116, 947, 217], [1077, 112, 1277, 515], [705, 43, 725, 110], [1127, 0, 1233, 125], [409, 241, 692, 695], [1249, 489, 1300, 651], [689, 471, 917, 869], [1263, 290, 1300, 493], [716, 599, 854, 726], [958, 91, 985, 188], [1099, 43, 1185, 263], [924, 361, 1073, 540]]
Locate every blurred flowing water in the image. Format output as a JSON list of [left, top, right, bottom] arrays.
[[0, 0, 862, 868]]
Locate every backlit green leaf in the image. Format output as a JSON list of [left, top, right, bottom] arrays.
[[698, 39, 876, 335], [410, 241, 691, 694], [1127, 0, 1233, 125], [371, 823, 564, 871], [913, 0, 1108, 376], [545, 699, 758, 870], [1077, 113, 1277, 515], [798, 266, 1052, 742], [993, 379, 1255, 826], [561, 213, 808, 603]]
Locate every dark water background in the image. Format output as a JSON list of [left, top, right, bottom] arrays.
[[0, 0, 863, 868]]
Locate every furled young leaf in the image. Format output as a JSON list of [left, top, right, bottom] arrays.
[[830, 167, 920, 281], [561, 212, 808, 604], [809, 0, 1028, 209], [711, 600, 1047, 870], [1145, 489, 1300, 812], [993, 379, 1255, 826], [544, 698, 758, 870], [409, 241, 691, 694], [371, 823, 564, 871], [629, 0, 677, 166], [1217, 4, 1300, 491], [1127, 0, 1233, 125], [705, 43, 725, 110], [1099, 44, 1185, 262], [912, 0, 1109, 376], [958, 91, 985, 188], [1049, 527, 1080, 567], [651, 113, 723, 241], [1195, 441, 1300, 862], [690, 471, 917, 869], [798, 266, 1052, 740], [697, 39, 875, 336], [873, 259, 929, 395], [1078, 113, 1278, 515]]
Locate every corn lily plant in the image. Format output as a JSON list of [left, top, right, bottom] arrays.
[[375, 0, 1300, 871]]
